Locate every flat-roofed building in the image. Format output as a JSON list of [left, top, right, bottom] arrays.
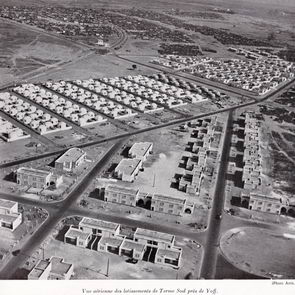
[[114, 158, 142, 182], [28, 257, 74, 280], [104, 185, 139, 206], [79, 217, 120, 237], [134, 228, 175, 249], [55, 147, 86, 172], [249, 193, 283, 214], [97, 236, 124, 254], [0, 199, 18, 215], [0, 199, 22, 231], [62, 217, 182, 268], [133, 228, 182, 267], [151, 194, 186, 216], [179, 170, 203, 195], [48, 257, 74, 280], [0, 213, 22, 232], [64, 226, 91, 247], [155, 247, 182, 268], [28, 259, 51, 280], [128, 142, 153, 162], [119, 240, 146, 260], [103, 186, 194, 215], [16, 167, 52, 188], [16, 167, 63, 189]]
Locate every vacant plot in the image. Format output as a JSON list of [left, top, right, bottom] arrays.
[[220, 227, 295, 279], [0, 19, 84, 84]]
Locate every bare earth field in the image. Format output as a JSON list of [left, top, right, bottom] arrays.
[[0, 19, 85, 85], [220, 227, 295, 279], [28, 54, 158, 84]]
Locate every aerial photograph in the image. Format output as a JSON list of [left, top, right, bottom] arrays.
[[0, 0, 294, 283]]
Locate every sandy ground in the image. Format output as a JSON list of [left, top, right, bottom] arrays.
[[0, 19, 84, 84], [103, 127, 191, 199], [220, 226, 295, 279], [30, 54, 157, 84]]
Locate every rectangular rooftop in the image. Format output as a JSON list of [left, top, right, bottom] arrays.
[[17, 167, 51, 177], [80, 217, 119, 232], [55, 147, 86, 163], [116, 158, 142, 176], [153, 194, 186, 205], [134, 228, 174, 244], [0, 199, 17, 210], [129, 142, 153, 158], [105, 185, 139, 195]]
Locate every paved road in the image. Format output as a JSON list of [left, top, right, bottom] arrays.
[[0, 192, 59, 212], [0, 139, 125, 279], [200, 111, 233, 279], [0, 191, 206, 246], [0, 102, 249, 168], [68, 206, 206, 242], [1, 74, 293, 169], [109, 25, 128, 50]]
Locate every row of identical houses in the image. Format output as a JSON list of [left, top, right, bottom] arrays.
[[14, 83, 106, 127], [114, 142, 153, 182], [64, 217, 182, 268], [228, 112, 263, 192], [0, 91, 71, 135], [45, 79, 137, 120], [178, 117, 223, 195], [186, 54, 294, 95], [241, 113, 262, 191], [229, 113, 295, 217], [104, 184, 195, 216], [98, 75, 187, 109]]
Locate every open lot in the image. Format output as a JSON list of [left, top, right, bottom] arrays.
[[220, 227, 295, 279], [28, 54, 158, 84], [0, 19, 85, 85]]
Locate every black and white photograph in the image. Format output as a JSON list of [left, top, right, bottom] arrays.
[[0, 0, 294, 293]]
